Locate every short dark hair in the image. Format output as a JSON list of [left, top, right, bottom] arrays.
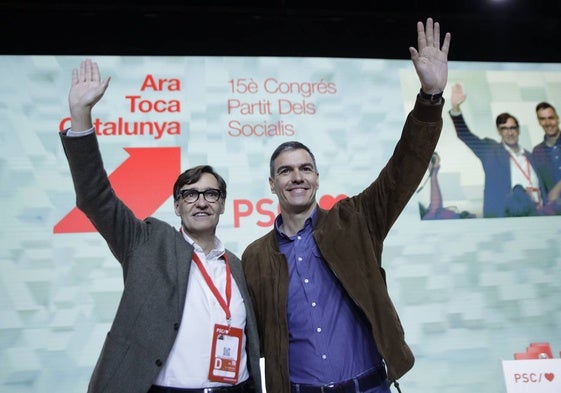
[[535, 101, 557, 114], [504, 185, 538, 217], [269, 141, 317, 177], [173, 165, 227, 201], [496, 112, 519, 128]]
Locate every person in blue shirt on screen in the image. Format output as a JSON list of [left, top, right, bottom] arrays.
[[532, 102, 561, 196]]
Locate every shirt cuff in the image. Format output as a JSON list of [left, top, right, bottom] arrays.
[[66, 127, 95, 137]]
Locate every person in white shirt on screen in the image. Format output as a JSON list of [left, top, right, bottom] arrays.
[[58, 59, 261, 393], [242, 17, 451, 393], [449, 82, 546, 218]]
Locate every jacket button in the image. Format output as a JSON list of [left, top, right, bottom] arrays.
[[173, 323, 179, 330], [155, 359, 163, 367]]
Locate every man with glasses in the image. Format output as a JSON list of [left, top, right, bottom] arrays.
[[58, 59, 261, 393], [449, 82, 545, 217]]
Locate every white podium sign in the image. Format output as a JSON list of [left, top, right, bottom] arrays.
[[502, 359, 561, 393]]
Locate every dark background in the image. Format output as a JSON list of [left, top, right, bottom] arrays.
[[1, 0, 560, 62]]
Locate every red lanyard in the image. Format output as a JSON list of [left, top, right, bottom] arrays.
[[508, 152, 533, 185], [192, 252, 232, 324]]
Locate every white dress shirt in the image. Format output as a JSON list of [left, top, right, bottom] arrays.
[[152, 231, 249, 387]]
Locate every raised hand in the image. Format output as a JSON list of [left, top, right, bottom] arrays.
[[68, 58, 111, 132], [409, 17, 451, 95], [428, 152, 441, 175], [450, 82, 467, 112]]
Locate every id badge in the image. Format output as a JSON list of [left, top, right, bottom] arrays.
[[526, 186, 540, 204], [208, 324, 243, 384]]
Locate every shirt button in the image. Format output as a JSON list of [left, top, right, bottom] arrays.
[[298, 257, 302, 261], [316, 327, 322, 333], [304, 278, 309, 283], [322, 354, 327, 360], [311, 302, 316, 307]]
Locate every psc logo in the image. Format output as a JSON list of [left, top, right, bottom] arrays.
[[514, 372, 555, 383], [233, 194, 347, 228]]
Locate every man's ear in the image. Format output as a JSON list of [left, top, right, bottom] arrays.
[[174, 201, 181, 216], [269, 177, 276, 194]]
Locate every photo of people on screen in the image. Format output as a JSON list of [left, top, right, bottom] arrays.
[[418, 82, 560, 220]]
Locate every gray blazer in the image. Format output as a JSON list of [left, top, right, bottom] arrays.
[[60, 131, 262, 393]]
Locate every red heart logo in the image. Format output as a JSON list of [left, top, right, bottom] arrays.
[[544, 373, 554, 382], [319, 194, 347, 210]]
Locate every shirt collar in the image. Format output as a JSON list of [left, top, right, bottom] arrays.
[[274, 206, 318, 239], [502, 142, 524, 156], [180, 229, 225, 259]]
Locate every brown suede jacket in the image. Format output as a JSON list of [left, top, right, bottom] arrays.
[[242, 97, 443, 393]]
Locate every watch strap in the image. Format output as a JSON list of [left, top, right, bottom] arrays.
[[418, 88, 443, 103]]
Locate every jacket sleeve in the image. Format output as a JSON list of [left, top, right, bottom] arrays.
[[360, 97, 444, 241], [59, 130, 146, 265], [449, 111, 486, 159]]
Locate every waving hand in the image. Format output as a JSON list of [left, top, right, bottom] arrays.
[[68, 58, 111, 132], [409, 18, 451, 95]]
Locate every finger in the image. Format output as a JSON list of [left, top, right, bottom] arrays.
[[101, 76, 111, 94], [441, 32, 451, 55], [433, 21, 440, 49], [91, 61, 101, 82], [71, 68, 78, 86], [80, 60, 86, 82], [84, 58, 92, 81], [425, 17, 434, 48], [409, 47, 419, 62], [416, 21, 426, 53]]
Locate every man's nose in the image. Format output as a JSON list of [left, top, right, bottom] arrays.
[[194, 195, 210, 207], [291, 170, 303, 181]]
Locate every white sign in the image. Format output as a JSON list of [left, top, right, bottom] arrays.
[[502, 359, 561, 393]]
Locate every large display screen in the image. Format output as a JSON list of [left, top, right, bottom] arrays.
[[1, 55, 560, 393]]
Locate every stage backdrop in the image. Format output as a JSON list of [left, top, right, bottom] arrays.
[[1, 55, 560, 393]]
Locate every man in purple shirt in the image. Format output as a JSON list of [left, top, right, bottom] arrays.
[[532, 102, 561, 198], [243, 17, 451, 393]]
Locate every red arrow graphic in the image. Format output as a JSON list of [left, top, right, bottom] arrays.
[[54, 147, 181, 233]]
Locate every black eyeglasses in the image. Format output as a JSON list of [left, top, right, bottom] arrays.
[[498, 125, 519, 131], [177, 188, 223, 203]]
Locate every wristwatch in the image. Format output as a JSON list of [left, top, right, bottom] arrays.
[[418, 88, 443, 103]]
